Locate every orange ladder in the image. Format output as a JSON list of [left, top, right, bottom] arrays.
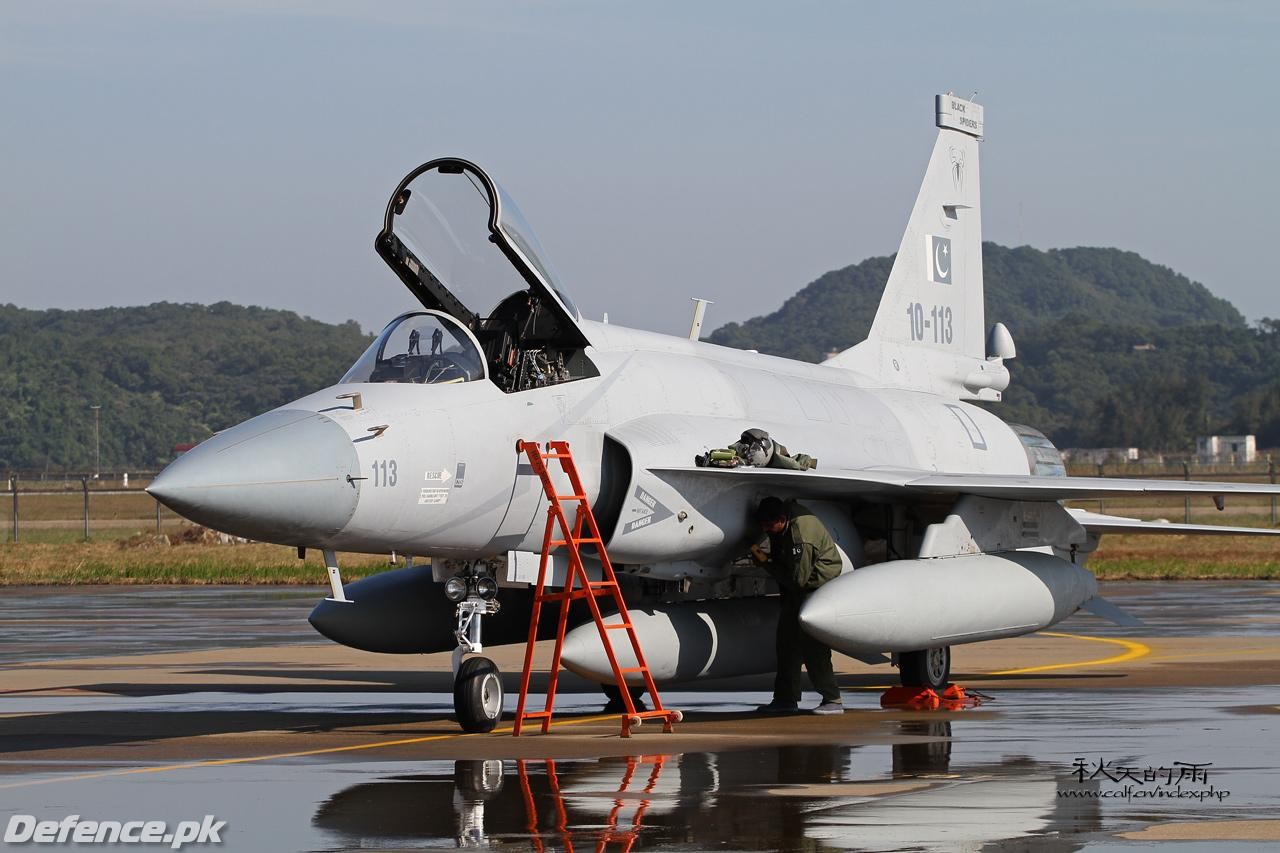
[[518, 759, 574, 853], [596, 755, 667, 852], [513, 439, 681, 738]]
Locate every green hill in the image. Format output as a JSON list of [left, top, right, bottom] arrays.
[[709, 244, 1280, 452], [0, 302, 372, 471], [709, 244, 1244, 363]]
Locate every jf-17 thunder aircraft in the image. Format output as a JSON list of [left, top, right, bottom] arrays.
[[149, 93, 1280, 732]]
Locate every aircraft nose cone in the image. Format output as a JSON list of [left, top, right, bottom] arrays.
[[147, 409, 359, 544]]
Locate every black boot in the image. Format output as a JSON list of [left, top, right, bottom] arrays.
[[601, 684, 648, 713]]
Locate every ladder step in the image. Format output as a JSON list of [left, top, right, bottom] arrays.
[[539, 590, 614, 603], [604, 622, 633, 630], [539, 590, 582, 602], [555, 493, 588, 501], [617, 667, 646, 674], [518, 710, 553, 719], [588, 580, 617, 588]]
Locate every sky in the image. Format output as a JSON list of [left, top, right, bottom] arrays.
[[2, 1, 1277, 338]]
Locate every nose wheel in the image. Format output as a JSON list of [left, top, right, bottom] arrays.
[[455, 656, 504, 733]]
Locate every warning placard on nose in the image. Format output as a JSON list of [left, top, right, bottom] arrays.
[[418, 488, 450, 506]]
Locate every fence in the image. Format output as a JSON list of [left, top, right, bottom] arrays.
[[1066, 459, 1279, 524], [5, 475, 173, 543]]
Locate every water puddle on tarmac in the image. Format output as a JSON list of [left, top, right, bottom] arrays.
[[305, 691, 1278, 851], [2, 686, 1277, 851]]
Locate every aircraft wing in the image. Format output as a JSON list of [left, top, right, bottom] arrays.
[[650, 465, 1280, 503]]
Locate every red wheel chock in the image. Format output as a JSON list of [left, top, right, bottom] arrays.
[[880, 684, 989, 711]]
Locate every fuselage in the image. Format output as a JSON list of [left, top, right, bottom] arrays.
[[149, 318, 1033, 572]]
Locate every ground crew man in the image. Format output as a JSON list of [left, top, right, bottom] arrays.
[[754, 496, 844, 715]]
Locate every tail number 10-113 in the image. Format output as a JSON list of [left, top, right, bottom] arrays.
[[907, 302, 953, 344]]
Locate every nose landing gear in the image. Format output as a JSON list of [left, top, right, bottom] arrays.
[[449, 568, 504, 733]]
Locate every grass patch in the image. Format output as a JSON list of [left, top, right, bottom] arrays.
[[0, 540, 393, 585], [1088, 527, 1280, 579], [6, 526, 174, 545], [1089, 558, 1280, 580]]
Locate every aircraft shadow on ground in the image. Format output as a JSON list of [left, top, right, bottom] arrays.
[[46, 667, 786, 697], [0, 710, 443, 754]]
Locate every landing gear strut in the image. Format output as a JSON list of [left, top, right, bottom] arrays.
[[448, 567, 503, 733], [899, 646, 951, 691]]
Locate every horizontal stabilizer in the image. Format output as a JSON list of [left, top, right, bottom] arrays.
[[1069, 509, 1280, 537], [1078, 596, 1144, 628]]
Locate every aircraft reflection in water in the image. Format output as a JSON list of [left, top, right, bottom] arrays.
[[311, 727, 1102, 851]]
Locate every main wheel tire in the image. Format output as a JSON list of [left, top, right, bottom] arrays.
[[899, 646, 951, 690], [455, 656, 503, 733]]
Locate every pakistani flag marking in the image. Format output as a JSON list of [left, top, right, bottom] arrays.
[[929, 235, 952, 284]]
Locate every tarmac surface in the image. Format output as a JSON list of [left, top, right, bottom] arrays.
[[1, 582, 1278, 850]]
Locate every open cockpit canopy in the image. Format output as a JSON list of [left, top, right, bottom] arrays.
[[375, 159, 595, 393]]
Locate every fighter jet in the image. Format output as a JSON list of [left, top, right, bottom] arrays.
[[148, 93, 1280, 732]]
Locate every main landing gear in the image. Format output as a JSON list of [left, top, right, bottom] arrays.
[[447, 567, 504, 733], [898, 646, 951, 691]]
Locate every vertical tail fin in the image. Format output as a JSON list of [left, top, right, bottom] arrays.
[[827, 94, 1008, 400]]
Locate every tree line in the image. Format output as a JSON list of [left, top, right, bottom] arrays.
[[0, 302, 372, 471], [3, 244, 1274, 470]]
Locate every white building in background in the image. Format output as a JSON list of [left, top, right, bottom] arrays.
[[1062, 447, 1142, 465], [1196, 435, 1256, 464]]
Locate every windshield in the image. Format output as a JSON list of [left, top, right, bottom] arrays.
[[392, 168, 530, 323], [495, 184, 579, 317], [341, 312, 485, 385]]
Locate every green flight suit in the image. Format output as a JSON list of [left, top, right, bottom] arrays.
[[767, 441, 817, 471], [764, 501, 843, 704]]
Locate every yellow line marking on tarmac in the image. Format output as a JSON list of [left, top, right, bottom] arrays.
[[843, 632, 1151, 685], [990, 632, 1150, 675], [0, 714, 617, 791], [1146, 646, 1280, 663]]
